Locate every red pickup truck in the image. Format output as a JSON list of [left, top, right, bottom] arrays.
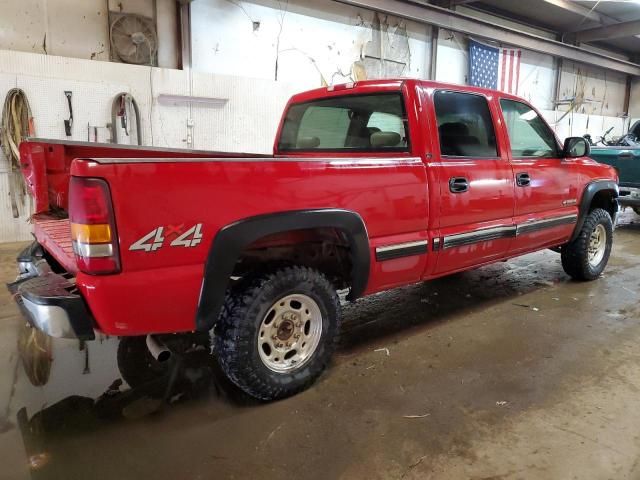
[[9, 79, 618, 400]]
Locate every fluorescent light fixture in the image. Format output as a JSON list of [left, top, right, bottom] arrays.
[[157, 94, 229, 107]]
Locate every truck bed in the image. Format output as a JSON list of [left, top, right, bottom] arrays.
[[19, 138, 268, 215], [32, 215, 76, 273], [19, 138, 269, 275]]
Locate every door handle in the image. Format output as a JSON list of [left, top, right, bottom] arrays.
[[618, 152, 634, 160], [449, 177, 469, 193], [516, 172, 531, 187]]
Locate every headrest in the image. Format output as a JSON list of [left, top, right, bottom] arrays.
[[370, 131, 402, 148], [439, 122, 469, 136], [297, 136, 321, 148]]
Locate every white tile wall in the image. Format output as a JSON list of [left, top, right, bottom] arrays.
[[0, 49, 300, 242]]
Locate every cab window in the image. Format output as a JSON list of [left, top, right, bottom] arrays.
[[278, 93, 409, 152], [434, 91, 498, 158], [500, 99, 559, 158]]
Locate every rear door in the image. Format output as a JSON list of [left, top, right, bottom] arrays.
[[498, 99, 579, 255], [428, 89, 515, 275]]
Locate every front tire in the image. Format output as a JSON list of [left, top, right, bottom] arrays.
[[561, 208, 613, 281], [215, 266, 340, 401], [633, 207, 640, 216]]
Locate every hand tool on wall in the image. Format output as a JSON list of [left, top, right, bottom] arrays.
[[64, 91, 73, 137], [87, 123, 112, 143], [111, 92, 142, 145]]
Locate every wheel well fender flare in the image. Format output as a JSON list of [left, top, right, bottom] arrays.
[[570, 180, 619, 242], [195, 209, 370, 331]]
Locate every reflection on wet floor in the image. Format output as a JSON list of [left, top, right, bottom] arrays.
[[1, 209, 639, 479], [11, 327, 260, 476], [0, 262, 582, 476]]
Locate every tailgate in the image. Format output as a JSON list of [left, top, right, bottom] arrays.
[[32, 215, 77, 273]]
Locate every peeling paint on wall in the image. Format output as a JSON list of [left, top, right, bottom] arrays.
[[191, 0, 430, 90], [360, 13, 411, 80], [558, 61, 627, 117]]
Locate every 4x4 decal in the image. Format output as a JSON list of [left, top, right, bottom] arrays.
[[129, 224, 203, 252]]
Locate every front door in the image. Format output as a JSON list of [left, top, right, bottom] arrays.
[[428, 89, 515, 275], [615, 148, 640, 190], [498, 99, 579, 255]]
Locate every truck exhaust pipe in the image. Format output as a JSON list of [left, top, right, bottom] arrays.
[[146, 335, 171, 362]]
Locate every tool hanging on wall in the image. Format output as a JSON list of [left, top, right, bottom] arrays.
[[64, 90, 73, 136], [87, 123, 112, 143], [111, 92, 142, 145], [1, 88, 35, 218]]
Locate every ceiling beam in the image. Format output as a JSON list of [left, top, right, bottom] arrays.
[[332, 0, 640, 75], [541, 0, 615, 25], [575, 19, 640, 42], [430, 0, 478, 7], [464, 2, 559, 33]]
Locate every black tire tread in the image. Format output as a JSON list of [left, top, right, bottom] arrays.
[[561, 208, 613, 281], [215, 266, 340, 401], [117, 336, 166, 388]]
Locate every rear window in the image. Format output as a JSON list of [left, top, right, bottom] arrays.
[[278, 93, 409, 152]]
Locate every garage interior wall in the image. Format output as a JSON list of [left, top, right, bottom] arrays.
[[631, 78, 640, 119], [191, 0, 432, 88], [0, 0, 639, 244], [0, 0, 179, 68], [0, 49, 300, 242], [192, 0, 638, 138]]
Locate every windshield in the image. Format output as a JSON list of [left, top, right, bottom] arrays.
[[277, 92, 409, 152]]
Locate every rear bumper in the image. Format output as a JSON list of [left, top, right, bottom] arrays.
[[7, 242, 95, 340], [619, 187, 640, 208]]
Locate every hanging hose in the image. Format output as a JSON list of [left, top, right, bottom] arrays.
[[1, 89, 34, 218], [111, 92, 142, 145]]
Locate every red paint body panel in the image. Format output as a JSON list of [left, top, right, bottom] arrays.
[[18, 79, 618, 336], [18, 139, 264, 214]]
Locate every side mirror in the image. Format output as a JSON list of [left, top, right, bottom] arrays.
[[563, 137, 590, 158]]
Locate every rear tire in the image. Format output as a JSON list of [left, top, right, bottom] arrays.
[[117, 336, 167, 388], [215, 266, 340, 401], [561, 208, 613, 281], [117, 334, 211, 389]]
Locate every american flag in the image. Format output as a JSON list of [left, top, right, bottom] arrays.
[[469, 39, 521, 94]]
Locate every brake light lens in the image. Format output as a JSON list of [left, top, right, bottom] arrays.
[[69, 177, 121, 274]]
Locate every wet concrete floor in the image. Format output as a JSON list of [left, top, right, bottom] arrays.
[[1, 211, 640, 479]]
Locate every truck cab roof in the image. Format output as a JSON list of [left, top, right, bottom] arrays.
[[288, 78, 528, 105]]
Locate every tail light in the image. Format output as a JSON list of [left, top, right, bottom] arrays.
[[69, 177, 121, 274]]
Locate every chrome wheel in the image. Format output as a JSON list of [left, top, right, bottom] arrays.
[[257, 294, 323, 373], [588, 224, 607, 267]]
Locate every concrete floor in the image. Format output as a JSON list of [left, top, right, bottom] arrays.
[[1, 211, 640, 480]]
